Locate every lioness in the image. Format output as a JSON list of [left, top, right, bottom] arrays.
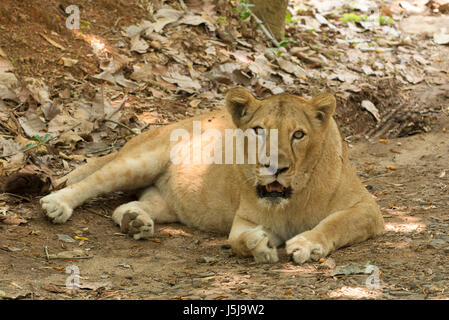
[[40, 88, 384, 264]]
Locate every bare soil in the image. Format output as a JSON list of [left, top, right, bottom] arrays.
[[1, 0, 449, 300], [1, 115, 448, 300]]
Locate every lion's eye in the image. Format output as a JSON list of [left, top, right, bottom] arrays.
[[252, 126, 265, 135], [293, 130, 305, 140]]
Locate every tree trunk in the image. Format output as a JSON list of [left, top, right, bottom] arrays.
[[250, 0, 288, 41]]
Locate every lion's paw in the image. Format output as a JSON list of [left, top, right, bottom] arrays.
[[117, 208, 154, 240], [245, 227, 278, 264], [252, 236, 279, 263], [285, 235, 325, 264], [40, 192, 73, 224]]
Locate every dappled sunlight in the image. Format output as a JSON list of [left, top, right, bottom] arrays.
[[383, 209, 426, 233], [328, 286, 382, 299], [73, 30, 107, 56], [385, 222, 426, 233]]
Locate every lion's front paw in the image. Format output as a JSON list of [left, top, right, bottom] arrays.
[[245, 227, 278, 264], [252, 236, 279, 263], [40, 192, 73, 224], [285, 235, 325, 264], [117, 209, 154, 240]]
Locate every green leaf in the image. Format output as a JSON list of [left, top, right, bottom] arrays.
[[43, 133, 52, 143], [29, 135, 43, 143], [278, 40, 290, 47], [25, 143, 36, 149], [339, 13, 364, 23], [285, 11, 292, 23], [379, 15, 394, 26]]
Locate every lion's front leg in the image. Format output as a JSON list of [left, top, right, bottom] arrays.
[[286, 201, 385, 264], [229, 215, 282, 264]]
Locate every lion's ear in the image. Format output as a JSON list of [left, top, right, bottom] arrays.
[[225, 87, 258, 127], [310, 92, 336, 123]]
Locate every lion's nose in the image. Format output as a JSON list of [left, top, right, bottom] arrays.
[[264, 164, 289, 176]]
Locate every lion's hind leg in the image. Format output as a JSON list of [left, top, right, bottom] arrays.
[[41, 143, 170, 224], [57, 152, 118, 186], [112, 186, 176, 240]]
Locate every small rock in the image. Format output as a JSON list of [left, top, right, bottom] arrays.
[[192, 280, 203, 288], [196, 256, 219, 263], [150, 40, 162, 50], [318, 258, 336, 270], [149, 288, 164, 294], [57, 234, 76, 243], [125, 274, 133, 280], [429, 239, 446, 248]]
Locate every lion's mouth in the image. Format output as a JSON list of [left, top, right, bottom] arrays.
[[256, 181, 292, 199]]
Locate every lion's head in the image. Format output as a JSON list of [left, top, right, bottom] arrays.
[[225, 87, 337, 207]]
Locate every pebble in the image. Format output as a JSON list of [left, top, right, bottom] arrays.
[[150, 40, 162, 50], [283, 280, 297, 286], [149, 288, 164, 295], [429, 239, 446, 248], [196, 256, 219, 263]]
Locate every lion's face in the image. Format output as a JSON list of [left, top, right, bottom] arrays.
[[226, 88, 336, 207]]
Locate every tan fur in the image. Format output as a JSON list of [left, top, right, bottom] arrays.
[[40, 88, 384, 264]]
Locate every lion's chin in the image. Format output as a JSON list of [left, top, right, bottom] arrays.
[[257, 196, 290, 209]]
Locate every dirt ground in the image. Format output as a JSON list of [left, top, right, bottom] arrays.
[[1, 114, 448, 300], [1, 0, 449, 300]]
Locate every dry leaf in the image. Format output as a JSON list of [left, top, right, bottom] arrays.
[[434, 32, 449, 45], [130, 35, 149, 54], [153, 7, 184, 33], [24, 77, 51, 105], [18, 114, 46, 138], [40, 34, 66, 50], [361, 100, 381, 122], [59, 57, 78, 67], [41, 284, 69, 294], [0, 47, 7, 58], [179, 14, 216, 32], [0, 58, 19, 101], [161, 71, 201, 92], [0, 215, 28, 226]]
